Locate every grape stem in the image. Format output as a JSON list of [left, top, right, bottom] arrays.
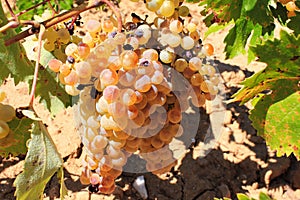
[[4, 0, 123, 46], [29, 25, 46, 108]]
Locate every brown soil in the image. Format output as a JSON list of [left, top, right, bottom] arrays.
[[1, 1, 300, 200]]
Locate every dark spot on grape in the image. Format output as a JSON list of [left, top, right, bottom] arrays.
[[124, 22, 137, 31], [123, 44, 134, 50], [89, 184, 99, 193], [134, 29, 144, 38], [108, 31, 117, 38], [140, 60, 150, 67], [67, 56, 75, 64]]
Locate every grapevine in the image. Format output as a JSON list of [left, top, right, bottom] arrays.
[[0, 0, 299, 199]]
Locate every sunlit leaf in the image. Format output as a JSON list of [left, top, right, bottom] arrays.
[[14, 121, 64, 200]]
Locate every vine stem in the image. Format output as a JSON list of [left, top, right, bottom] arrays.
[[100, 0, 122, 32], [29, 25, 45, 108], [5, 0, 123, 46]]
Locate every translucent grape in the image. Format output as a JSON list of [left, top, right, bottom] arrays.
[[65, 43, 78, 56], [136, 25, 152, 44], [111, 151, 127, 167], [127, 105, 139, 119], [60, 64, 71, 76], [114, 32, 126, 44], [118, 69, 137, 87], [48, 59, 62, 73], [134, 75, 152, 92], [77, 42, 91, 59], [159, 0, 175, 17], [75, 61, 92, 79], [159, 49, 173, 63], [57, 28, 70, 44], [286, 1, 297, 11], [151, 70, 164, 85], [178, 5, 189, 17], [151, 136, 164, 149], [132, 110, 145, 127], [189, 57, 202, 71], [99, 182, 116, 194], [169, 20, 183, 33], [137, 59, 155, 76], [146, 0, 163, 12], [120, 51, 139, 70], [202, 43, 214, 56], [103, 85, 120, 103], [64, 70, 79, 86], [102, 19, 114, 32], [166, 33, 182, 48], [0, 120, 9, 139], [43, 40, 55, 51], [142, 49, 159, 61], [190, 73, 204, 86], [82, 33, 94, 48], [120, 88, 137, 106], [86, 19, 101, 33], [65, 85, 80, 96], [108, 101, 127, 118], [181, 36, 194, 50], [202, 64, 216, 77], [87, 115, 100, 129], [186, 23, 197, 33], [167, 107, 182, 124], [100, 68, 119, 86], [174, 58, 188, 72], [100, 115, 119, 131], [200, 80, 214, 93], [145, 85, 158, 101], [113, 130, 129, 140], [100, 175, 115, 188], [190, 30, 200, 41], [126, 37, 139, 50]]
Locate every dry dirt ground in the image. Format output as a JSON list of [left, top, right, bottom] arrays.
[[1, 0, 300, 200]]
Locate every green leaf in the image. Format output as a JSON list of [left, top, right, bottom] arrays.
[[270, 2, 288, 24], [204, 21, 233, 39], [242, 0, 258, 12], [237, 193, 252, 200], [265, 91, 300, 157], [200, 0, 242, 23], [224, 18, 254, 59], [232, 30, 300, 104], [33, 67, 72, 117], [14, 121, 64, 200], [259, 192, 272, 200], [0, 118, 32, 157], [287, 14, 300, 36], [250, 80, 300, 159], [0, 4, 34, 86]]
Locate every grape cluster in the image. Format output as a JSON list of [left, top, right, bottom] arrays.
[[138, 0, 190, 18], [278, 0, 299, 17], [44, 5, 221, 195], [0, 90, 15, 139]]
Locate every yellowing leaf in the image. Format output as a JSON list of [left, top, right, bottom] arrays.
[[14, 121, 64, 200]]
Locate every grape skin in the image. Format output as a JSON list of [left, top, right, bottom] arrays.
[[0, 120, 9, 139]]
